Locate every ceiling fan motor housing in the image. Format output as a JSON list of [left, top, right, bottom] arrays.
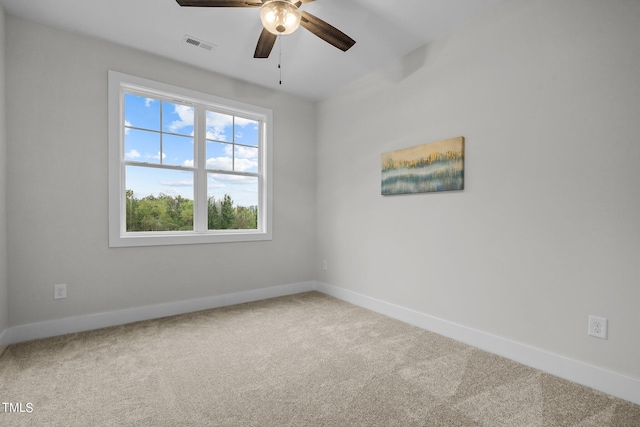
[[260, 0, 301, 35], [175, 0, 355, 59]]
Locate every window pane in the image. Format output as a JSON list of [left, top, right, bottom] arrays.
[[208, 174, 258, 230], [206, 141, 233, 171], [124, 93, 160, 131], [162, 101, 194, 136], [234, 145, 259, 173], [125, 166, 194, 231], [125, 129, 161, 163], [234, 117, 259, 147], [206, 111, 233, 142], [163, 134, 194, 167]]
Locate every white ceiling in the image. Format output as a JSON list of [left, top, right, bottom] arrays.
[[0, 0, 506, 100]]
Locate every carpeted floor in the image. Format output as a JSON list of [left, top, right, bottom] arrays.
[[0, 291, 639, 426]]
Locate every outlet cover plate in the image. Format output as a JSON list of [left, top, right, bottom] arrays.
[[588, 315, 607, 339], [54, 284, 67, 300]]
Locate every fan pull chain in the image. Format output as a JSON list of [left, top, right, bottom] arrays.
[[278, 35, 282, 85]]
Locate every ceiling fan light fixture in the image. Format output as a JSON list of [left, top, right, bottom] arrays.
[[260, 0, 301, 35]]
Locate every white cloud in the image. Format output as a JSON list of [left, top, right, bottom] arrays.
[[206, 156, 233, 170], [166, 104, 194, 134], [208, 174, 257, 184], [125, 149, 141, 159], [234, 158, 258, 172], [159, 179, 193, 187], [207, 174, 258, 206], [234, 146, 258, 159], [235, 117, 257, 128], [205, 114, 258, 142], [148, 152, 167, 160], [145, 98, 155, 107], [232, 146, 258, 171], [205, 156, 257, 172], [182, 159, 194, 168], [206, 111, 233, 141]]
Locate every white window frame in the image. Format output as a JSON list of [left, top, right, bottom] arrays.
[[108, 71, 273, 247]]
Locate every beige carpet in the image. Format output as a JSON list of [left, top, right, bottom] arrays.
[[0, 291, 638, 426]]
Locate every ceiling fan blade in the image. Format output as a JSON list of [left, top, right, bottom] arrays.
[[254, 28, 277, 58], [300, 11, 356, 52], [176, 0, 261, 7]]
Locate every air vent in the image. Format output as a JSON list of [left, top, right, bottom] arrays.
[[183, 35, 216, 52]]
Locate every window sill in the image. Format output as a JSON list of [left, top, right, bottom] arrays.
[[109, 230, 272, 248]]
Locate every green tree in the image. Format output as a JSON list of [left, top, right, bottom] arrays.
[[137, 195, 168, 231], [178, 198, 194, 230], [125, 190, 140, 231], [208, 197, 221, 230], [233, 206, 258, 229], [220, 194, 236, 229], [125, 191, 257, 232]]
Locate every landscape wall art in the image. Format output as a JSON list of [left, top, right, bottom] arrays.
[[381, 137, 465, 195]]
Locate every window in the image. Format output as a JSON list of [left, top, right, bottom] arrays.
[[109, 71, 273, 247]]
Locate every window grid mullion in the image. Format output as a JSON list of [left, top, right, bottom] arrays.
[[159, 101, 164, 165], [232, 116, 235, 172], [122, 161, 194, 172], [258, 120, 264, 231], [194, 106, 208, 232]]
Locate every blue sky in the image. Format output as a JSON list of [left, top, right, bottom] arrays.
[[123, 94, 259, 207]]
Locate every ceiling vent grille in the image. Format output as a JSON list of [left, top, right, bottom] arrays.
[[183, 35, 216, 52]]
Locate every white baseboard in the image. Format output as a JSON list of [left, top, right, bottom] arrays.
[[315, 282, 640, 406], [0, 281, 316, 346], [2, 280, 638, 405]]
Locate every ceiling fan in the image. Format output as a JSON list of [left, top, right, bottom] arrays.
[[176, 0, 356, 59]]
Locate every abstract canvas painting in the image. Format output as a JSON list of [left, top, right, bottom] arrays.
[[381, 137, 465, 195]]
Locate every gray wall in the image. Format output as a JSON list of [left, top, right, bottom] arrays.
[[0, 5, 8, 346], [316, 0, 640, 380], [5, 16, 316, 326]]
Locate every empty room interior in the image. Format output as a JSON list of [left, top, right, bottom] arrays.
[[0, 0, 639, 425]]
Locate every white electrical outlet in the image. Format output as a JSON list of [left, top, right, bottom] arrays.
[[322, 260, 328, 271], [588, 315, 607, 339], [54, 284, 67, 300]]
